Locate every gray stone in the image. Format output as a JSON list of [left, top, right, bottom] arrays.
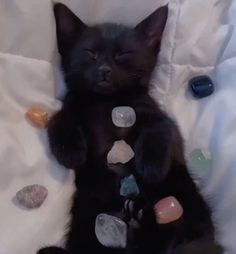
[[112, 107, 136, 128], [120, 175, 140, 197], [95, 214, 127, 248], [16, 184, 48, 209]]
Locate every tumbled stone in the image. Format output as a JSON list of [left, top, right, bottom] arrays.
[[25, 107, 48, 128], [154, 196, 183, 224], [187, 148, 212, 174], [189, 76, 215, 98], [107, 140, 134, 164], [16, 184, 48, 209], [120, 175, 140, 197], [112, 106, 136, 128], [95, 213, 127, 248]]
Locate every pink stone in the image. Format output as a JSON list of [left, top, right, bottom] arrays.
[[154, 196, 183, 224], [107, 140, 134, 164]]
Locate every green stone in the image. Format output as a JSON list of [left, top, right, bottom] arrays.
[[120, 175, 140, 197], [187, 148, 212, 173]]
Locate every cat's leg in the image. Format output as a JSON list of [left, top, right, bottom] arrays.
[[66, 168, 125, 254], [37, 247, 67, 254], [132, 117, 214, 252], [47, 109, 87, 170], [134, 117, 184, 188]]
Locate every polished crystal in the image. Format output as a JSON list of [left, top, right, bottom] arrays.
[[112, 106, 136, 128], [95, 213, 127, 248]]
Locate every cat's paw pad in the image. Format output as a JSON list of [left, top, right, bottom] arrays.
[[123, 198, 144, 222]]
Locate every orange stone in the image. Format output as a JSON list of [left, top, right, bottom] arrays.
[[25, 107, 48, 128], [154, 196, 183, 224]]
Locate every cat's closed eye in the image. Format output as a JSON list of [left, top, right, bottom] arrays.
[[115, 51, 134, 64], [83, 48, 98, 60]]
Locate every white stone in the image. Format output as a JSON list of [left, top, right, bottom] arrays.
[[107, 140, 135, 164], [15, 184, 48, 209], [112, 106, 136, 128], [95, 214, 127, 248]]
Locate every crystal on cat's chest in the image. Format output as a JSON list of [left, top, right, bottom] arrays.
[[107, 140, 135, 165], [95, 214, 127, 248], [112, 106, 136, 128]]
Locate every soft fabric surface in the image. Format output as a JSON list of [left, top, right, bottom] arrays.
[[1, 0, 236, 253]]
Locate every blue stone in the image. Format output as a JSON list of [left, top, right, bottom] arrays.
[[189, 76, 215, 98], [120, 175, 140, 197]]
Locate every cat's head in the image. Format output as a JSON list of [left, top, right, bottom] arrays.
[[54, 3, 168, 95]]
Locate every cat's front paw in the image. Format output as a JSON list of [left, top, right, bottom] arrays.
[[48, 125, 87, 170], [135, 129, 171, 185], [123, 197, 144, 224]]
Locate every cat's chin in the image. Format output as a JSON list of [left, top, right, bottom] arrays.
[[93, 82, 116, 95]]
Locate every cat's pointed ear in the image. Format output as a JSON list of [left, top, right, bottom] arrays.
[[135, 5, 168, 51], [54, 3, 86, 54]]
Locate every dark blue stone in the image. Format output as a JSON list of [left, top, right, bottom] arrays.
[[189, 76, 215, 98]]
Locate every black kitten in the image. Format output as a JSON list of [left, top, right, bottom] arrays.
[[38, 3, 216, 254]]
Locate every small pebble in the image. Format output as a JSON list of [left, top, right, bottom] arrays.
[[16, 184, 48, 209], [107, 140, 135, 165], [120, 175, 140, 197], [187, 148, 212, 177], [189, 76, 215, 98], [25, 107, 48, 128], [112, 106, 136, 128], [95, 213, 127, 248], [154, 196, 183, 224]]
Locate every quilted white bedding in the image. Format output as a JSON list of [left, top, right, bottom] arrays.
[[0, 0, 236, 253]]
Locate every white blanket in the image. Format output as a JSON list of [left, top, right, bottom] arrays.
[[1, 0, 236, 253]]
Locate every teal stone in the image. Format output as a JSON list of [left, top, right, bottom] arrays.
[[187, 148, 212, 173], [120, 175, 140, 197]]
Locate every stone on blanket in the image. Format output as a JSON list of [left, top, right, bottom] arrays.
[[16, 184, 48, 209], [154, 196, 183, 224], [120, 175, 140, 197], [107, 140, 134, 164], [189, 76, 215, 98], [112, 106, 136, 128], [95, 214, 127, 248], [187, 148, 212, 175], [25, 107, 48, 128]]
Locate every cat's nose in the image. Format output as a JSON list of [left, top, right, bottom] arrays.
[[99, 64, 112, 79]]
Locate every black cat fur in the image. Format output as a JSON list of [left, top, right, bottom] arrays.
[[38, 3, 216, 254]]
